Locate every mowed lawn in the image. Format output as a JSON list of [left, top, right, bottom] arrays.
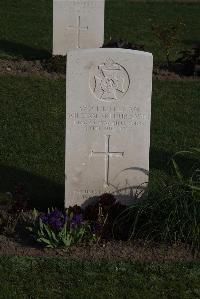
[[0, 257, 200, 298], [0, 0, 200, 61], [0, 75, 199, 208]]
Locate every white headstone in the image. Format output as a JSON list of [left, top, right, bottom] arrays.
[[65, 49, 153, 207], [53, 0, 105, 55]]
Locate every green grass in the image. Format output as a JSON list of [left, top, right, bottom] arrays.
[[0, 0, 199, 61], [0, 76, 65, 208], [105, 1, 200, 62], [0, 0, 52, 59], [0, 75, 199, 208], [0, 257, 199, 298], [150, 80, 200, 181]]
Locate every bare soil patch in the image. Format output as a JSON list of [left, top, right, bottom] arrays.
[[153, 67, 199, 81], [0, 58, 199, 81], [0, 59, 65, 79], [0, 235, 199, 261]]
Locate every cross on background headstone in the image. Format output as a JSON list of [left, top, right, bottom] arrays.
[[53, 0, 105, 55], [91, 135, 124, 186], [67, 16, 88, 48]]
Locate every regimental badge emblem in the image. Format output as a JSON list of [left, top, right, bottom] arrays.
[[90, 58, 130, 102]]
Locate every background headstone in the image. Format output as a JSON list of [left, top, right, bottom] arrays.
[[53, 0, 105, 55], [65, 49, 153, 207]]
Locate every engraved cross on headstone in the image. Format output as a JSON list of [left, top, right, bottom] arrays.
[[91, 135, 124, 186], [67, 16, 88, 48]]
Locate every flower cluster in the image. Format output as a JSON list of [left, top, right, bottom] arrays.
[[39, 208, 83, 231], [28, 193, 126, 248], [40, 209, 66, 230], [28, 207, 91, 248], [70, 214, 83, 228]]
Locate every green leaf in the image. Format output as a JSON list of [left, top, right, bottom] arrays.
[[190, 185, 200, 192], [191, 147, 200, 154], [43, 223, 53, 239], [62, 233, 72, 247], [37, 237, 52, 246], [39, 218, 45, 232], [33, 208, 38, 220], [51, 230, 58, 243], [70, 212, 74, 221], [59, 223, 67, 238], [171, 158, 184, 182], [27, 226, 33, 232]]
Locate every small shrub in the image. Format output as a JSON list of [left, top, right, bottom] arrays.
[[84, 193, 126, 241], [152, 19, 185, 68], [176, 45, 200, 76], [0, 184, 29, 235]]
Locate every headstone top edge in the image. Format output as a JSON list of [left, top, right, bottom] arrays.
[[54, 0, 104, 2], [66, 48, 153, 58]]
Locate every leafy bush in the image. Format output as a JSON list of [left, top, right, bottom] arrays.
[[84, 193, 126, 241], [0, 184, 29, 235], [113, 148, 200, 249], [152, 19, 185, 68], [28, 207, 96, 248], [176, 45, 200, 76]]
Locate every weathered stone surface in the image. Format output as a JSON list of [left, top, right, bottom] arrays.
[[65, 49, 153, 207], [53, 0, 105, 55]]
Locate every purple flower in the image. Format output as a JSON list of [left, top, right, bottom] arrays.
[[49, 218, 63, 230], [39, 209, 67, 230], [71, 214, 83, 228], [39, 209, 85, 231], [39, 214, 48, 223], [49, 210, 63, 219]]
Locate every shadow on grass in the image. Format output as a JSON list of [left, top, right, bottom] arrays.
[[0, 149, 172, 211], [150, 148, 172, 174], [0, 164, 64, 210], [183, 39, 200, 47], [0, 39, 51, 60]]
